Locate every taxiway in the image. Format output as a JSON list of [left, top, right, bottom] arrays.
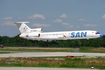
[[0, 52, 105, 57], [0, 67, 103, 70]]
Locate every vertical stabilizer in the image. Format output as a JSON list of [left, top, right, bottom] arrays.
[[14, 22, 31, 33]]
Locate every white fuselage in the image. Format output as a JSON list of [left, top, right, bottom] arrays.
[[19, 30, 102, 41], [14, 22, 103, 41]]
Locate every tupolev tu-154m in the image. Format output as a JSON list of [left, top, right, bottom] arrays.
[[14, 22, 103, 41]]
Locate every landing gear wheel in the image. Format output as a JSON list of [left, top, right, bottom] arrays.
[[87, 38, 89, 43]]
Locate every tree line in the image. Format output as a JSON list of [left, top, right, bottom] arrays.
[[0, 34, 105, 47]]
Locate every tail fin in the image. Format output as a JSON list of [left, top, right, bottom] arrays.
[[14, 22, 31, 33]]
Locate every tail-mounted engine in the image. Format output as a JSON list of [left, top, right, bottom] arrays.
[[26, 33, 40, 37], [31, 28, 43, 32]]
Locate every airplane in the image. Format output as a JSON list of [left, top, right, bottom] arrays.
[[14, 22, 103, 41]]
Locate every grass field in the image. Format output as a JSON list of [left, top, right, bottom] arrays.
[[0, 56, 105, 69], [80, 47, 105, 53], [0, 47, 78, 52], [0, 52, 10, 54], [0, 47, 105, 53]]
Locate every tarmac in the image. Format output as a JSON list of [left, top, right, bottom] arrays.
[[0, 52, 105, 57], [0, 67, 104, 70]]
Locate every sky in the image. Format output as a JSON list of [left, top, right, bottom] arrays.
[[0, 0, 105, 37]]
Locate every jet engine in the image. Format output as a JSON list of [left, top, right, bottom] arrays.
[[26, 33, 40, 37], [31, 28, 43, 32]]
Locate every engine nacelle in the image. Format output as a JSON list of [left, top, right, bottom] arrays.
[[27, 33, 40, 37], [31, 28, 43, 32]]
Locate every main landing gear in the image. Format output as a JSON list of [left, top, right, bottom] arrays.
[[87, 38, 89, 43]]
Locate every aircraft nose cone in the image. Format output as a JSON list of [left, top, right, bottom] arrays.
[[100, 33, 103, 37]]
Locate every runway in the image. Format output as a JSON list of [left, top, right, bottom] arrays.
[[0, 52, 105, 57], [0, 67, 103, 70], [0, 52, 105, 70]]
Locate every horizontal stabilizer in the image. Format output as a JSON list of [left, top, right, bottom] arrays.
[[14, 22, 29, 24]]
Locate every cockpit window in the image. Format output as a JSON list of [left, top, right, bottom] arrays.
[[96, 32, 100, 34]]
